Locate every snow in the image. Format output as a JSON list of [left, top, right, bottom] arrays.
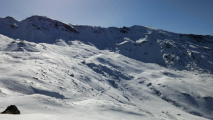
[[0, 16, 213, 120]]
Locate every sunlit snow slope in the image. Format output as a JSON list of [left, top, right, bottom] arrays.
[[0, 16, 213, 120]]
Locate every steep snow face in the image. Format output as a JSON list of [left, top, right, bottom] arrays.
[[0, 34, 213, 120], [0, 16, 213, 73]]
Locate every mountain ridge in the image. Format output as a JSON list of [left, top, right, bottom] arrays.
[[0, 15, 213, 73]]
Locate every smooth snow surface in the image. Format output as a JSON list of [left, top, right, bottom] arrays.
[[0, 16, 213, 120]]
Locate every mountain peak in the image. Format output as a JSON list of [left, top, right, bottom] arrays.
[[23, 15, 79, 34], [5, 16, 16, 20], [25, 15, 55, 22]]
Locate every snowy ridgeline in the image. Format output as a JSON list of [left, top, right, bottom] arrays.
[[0, 16, 213, 120], [0, 15, 213, 73]]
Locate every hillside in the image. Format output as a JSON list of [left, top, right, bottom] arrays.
[[0, 15, 213, 73], [0, 16, 213, 120]]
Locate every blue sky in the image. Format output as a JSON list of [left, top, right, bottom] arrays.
[[0, 0, 213, 35]]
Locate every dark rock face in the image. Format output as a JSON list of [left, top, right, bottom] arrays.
[[1, 105, 20, 114]]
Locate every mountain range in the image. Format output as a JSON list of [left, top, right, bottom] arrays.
[[0, 15, 213, 120]]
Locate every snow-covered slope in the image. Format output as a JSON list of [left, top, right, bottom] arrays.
[[0, 16, 213, 120], [0, 16, 213, 73]]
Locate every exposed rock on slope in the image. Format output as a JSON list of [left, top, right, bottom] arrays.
[[1, 105, 20, 114]]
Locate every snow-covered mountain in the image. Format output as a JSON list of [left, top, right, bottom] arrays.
[[1, 15, 213, 73], [0, 16, 213, 120]]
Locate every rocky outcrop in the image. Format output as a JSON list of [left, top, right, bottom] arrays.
[[1, 105, 20, 114]]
